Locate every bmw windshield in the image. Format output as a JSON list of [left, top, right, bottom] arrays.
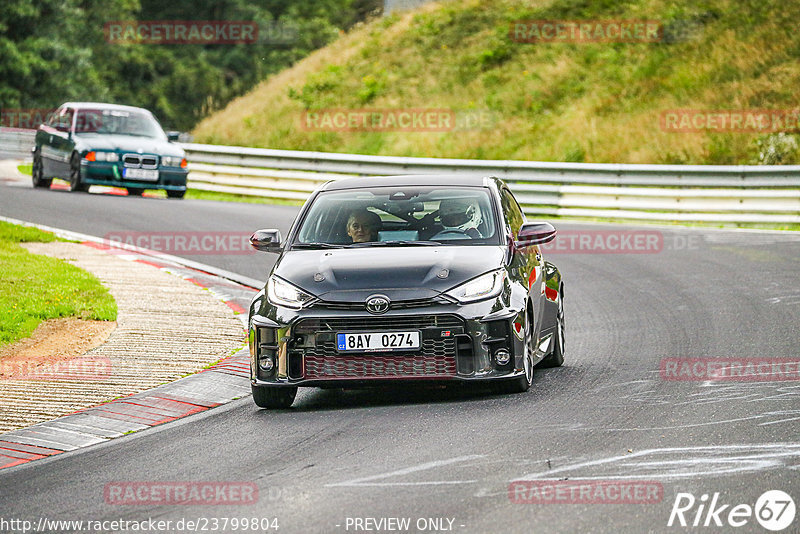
[[74, 108, 167, 139], [292, 187, 502, 248]]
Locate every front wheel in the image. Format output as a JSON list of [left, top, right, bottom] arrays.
[[167, 189, 186, 199], [32, 151, 52, 188], [69, 154, 89, 192], [252, 385, 297, 409], [538, 289, 565, 368], [126, 187, 144, 196], [498, 310, 534, 394]]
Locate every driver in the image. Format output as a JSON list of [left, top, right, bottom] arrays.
[[346, 209, 381, 243], [436, 198, 482, 238]]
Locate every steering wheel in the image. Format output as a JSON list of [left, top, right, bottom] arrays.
[[431, 229, 471, 240]]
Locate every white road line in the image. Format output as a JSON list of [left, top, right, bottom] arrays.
[[326, 454, 485, 487], [512, 443, 800, 482]]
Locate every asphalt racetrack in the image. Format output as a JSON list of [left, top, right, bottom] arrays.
[[1, 180, 799, 533]]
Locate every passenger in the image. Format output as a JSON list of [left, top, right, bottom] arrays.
[[347, 209, 381, 243]]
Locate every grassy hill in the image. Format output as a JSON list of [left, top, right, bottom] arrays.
[[192, 0, 800, 165]]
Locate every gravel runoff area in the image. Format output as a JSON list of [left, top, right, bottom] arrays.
[[0, 241, 247, 433]]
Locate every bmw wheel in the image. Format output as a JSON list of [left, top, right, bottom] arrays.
[[69, 154, 89, 192], [31, 150, 51, 188]]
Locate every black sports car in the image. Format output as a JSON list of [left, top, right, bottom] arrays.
[[247, 175, 565, 408], [32, 102, 188, 198]]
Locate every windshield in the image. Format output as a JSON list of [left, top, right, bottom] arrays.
[[74, 108, 166, 139], [293, 186, 500, 248]]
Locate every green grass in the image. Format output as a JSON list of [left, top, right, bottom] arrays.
[[183, 189, 303, 206], [193, 0, 800, 165], [0, 221, 117, 350]]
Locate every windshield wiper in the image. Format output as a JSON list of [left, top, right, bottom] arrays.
[[349, 240, 441, 247], [291, 242, 344, 249]]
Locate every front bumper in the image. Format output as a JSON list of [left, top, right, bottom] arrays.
[[81, 161, 188, 191], [249, 299, 527, 388]]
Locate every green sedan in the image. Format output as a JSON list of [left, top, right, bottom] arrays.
[[32, 102, 188, 198]]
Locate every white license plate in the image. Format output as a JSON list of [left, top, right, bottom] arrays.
[[337, 331, 420, 352], [124, 168, 159, 181]]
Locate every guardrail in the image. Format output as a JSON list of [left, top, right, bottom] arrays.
[[181, 142, 800, 224], [2, 129, 798, 223], [0, 128, 36, 159]]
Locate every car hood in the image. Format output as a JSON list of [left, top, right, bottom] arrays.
[[273, 246, 506, 302], [75, 134, 182, 156]]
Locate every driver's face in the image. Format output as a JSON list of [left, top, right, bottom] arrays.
[[347, 215, 377, 243]]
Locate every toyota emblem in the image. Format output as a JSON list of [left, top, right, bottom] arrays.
[[365, 295, 390, 314]]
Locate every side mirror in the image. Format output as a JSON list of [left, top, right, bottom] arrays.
[[55, 123, 70, 133], [167, 131, 180, 142], [515, 222, 556, 247], [250, 229, 282, 253]]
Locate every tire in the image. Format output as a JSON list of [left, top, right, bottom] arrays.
[[498, 308, 534, 394], [538, 288, 565, 368], [69, 154, 89, 192], [252, 385, 297, 409], [167, 189, 186, 199], [31, 151, 52, 188], [127, 188, 144, 196]]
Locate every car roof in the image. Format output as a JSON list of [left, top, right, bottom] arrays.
[[60, 102, 153, 114], [321, 174, 501, 191]]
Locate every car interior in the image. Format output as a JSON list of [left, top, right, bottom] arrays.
[[295, 188, 498, 246]]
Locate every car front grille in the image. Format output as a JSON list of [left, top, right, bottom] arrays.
[[303, 339, 457, 379], [123, 153, 158, 169], [309, 295, 453, 311], [294, 315, 463, 332], [294, 315, 462, 379]]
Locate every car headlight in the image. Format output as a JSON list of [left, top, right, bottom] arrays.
[[161, 156, 187, 168], [445, 270, 506, 303], [87, 151, 119, 162], [84, 151, 119, 162], [267, 276, 314, 309]]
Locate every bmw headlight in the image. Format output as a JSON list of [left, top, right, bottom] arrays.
[[267, 276, 314, 309], [445, 270, 506, 303], [161, 156, 187, 168], [86, 151, 119, 162]]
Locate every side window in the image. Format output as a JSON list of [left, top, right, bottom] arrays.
[[62, 109, 74, 131], [500, 188, 525, 238], [47, 108, 62, 127], [56, 108, 74, 131]]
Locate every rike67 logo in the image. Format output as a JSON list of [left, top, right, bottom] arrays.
[[668, 490, 795, 531]]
